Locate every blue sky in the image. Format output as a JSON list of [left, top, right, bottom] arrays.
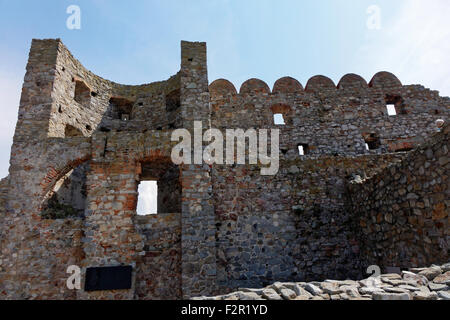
[[0, 0, 449, 181]]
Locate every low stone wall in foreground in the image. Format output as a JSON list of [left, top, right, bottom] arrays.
[[194, 263, 450, 300]]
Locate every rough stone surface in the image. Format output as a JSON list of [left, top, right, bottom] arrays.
[[433, 271, 450, 284], [304, 283, 323, 295], [0, 38, 448, 300], [437, 291, 450, 300], [418, 266, 442, 280], [402, 271, 429, 286], [372, 292, 411, 301], [261, 288, 282, 300], [280, 288, 297, 300], [198, 263, 449, 300]]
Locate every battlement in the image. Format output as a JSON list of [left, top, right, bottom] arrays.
[[210, 71, 404, 97], [209, 71, 448, 159]]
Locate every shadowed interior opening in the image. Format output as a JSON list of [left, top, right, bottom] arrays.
[[136, 160, 181, 215]]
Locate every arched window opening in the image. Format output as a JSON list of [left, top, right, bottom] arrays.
[[41, 162, 89, 219], [137, 161, 181, 215], [137, 181, 158, 215], [386, 104, 397, 116], [385, 94, 406, 115], [271, 103, 292, 126]]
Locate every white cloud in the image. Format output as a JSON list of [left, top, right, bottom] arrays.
[[357, 0, 450, 97]]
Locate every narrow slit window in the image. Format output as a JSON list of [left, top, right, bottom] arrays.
[[298, 145, 305, 155], [298, 144, 309, 156], [274, 113, 285, 125], [386, 104, 397, 116], [137, 181, 158, 215]]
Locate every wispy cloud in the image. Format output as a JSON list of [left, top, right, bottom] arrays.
[[357, 0, 450, 96]]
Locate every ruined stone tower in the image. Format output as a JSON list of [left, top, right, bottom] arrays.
[[0, 39, 448, 299]]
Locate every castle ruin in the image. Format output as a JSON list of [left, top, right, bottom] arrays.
[[0, 39, 448, 299]]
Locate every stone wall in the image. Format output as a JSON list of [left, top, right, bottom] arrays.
[[49, 39, 181, 138], [0, 177, 10, 298], [0, 137, 91, 298], [179, 41, 217, 298], [0, 39, 185, 299], [0, 167, 84, 299], [213, 154, 406, 292], [209, 70, 448, 292], [134, 213, 181, 299], [0, 38, 448, 300], [210, 75, 448, 158], [349, 124, 449, 270], [30, 218, 84, 300]]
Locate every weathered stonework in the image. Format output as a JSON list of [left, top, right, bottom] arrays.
[[349, 124, 449, 269], [0, 39, 448, 299], [194, 263, 450, 300]]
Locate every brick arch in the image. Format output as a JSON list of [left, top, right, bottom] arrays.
[[209, 79, 237, 98], [305, 75, 336, 92], [138, 149, 174, 164], [369, 71, 402, 88], [271, 103, 293, 125], [239, 78, 271, 95], [272, 77, 304, 94], [271, 103, 292, 114], [136, 153, 181, 177], [40, 155, 91, 199], [337, 73, 368, 89]]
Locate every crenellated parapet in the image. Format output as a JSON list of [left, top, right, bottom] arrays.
[[305, 75, 335, 92], [369, 71, 402, 88], [209, 79, 238, 98], [337, 73, 368, 90], [272, 76, 304, 94], [209, 72, 406, 98], [209, 71, 448, 158]]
